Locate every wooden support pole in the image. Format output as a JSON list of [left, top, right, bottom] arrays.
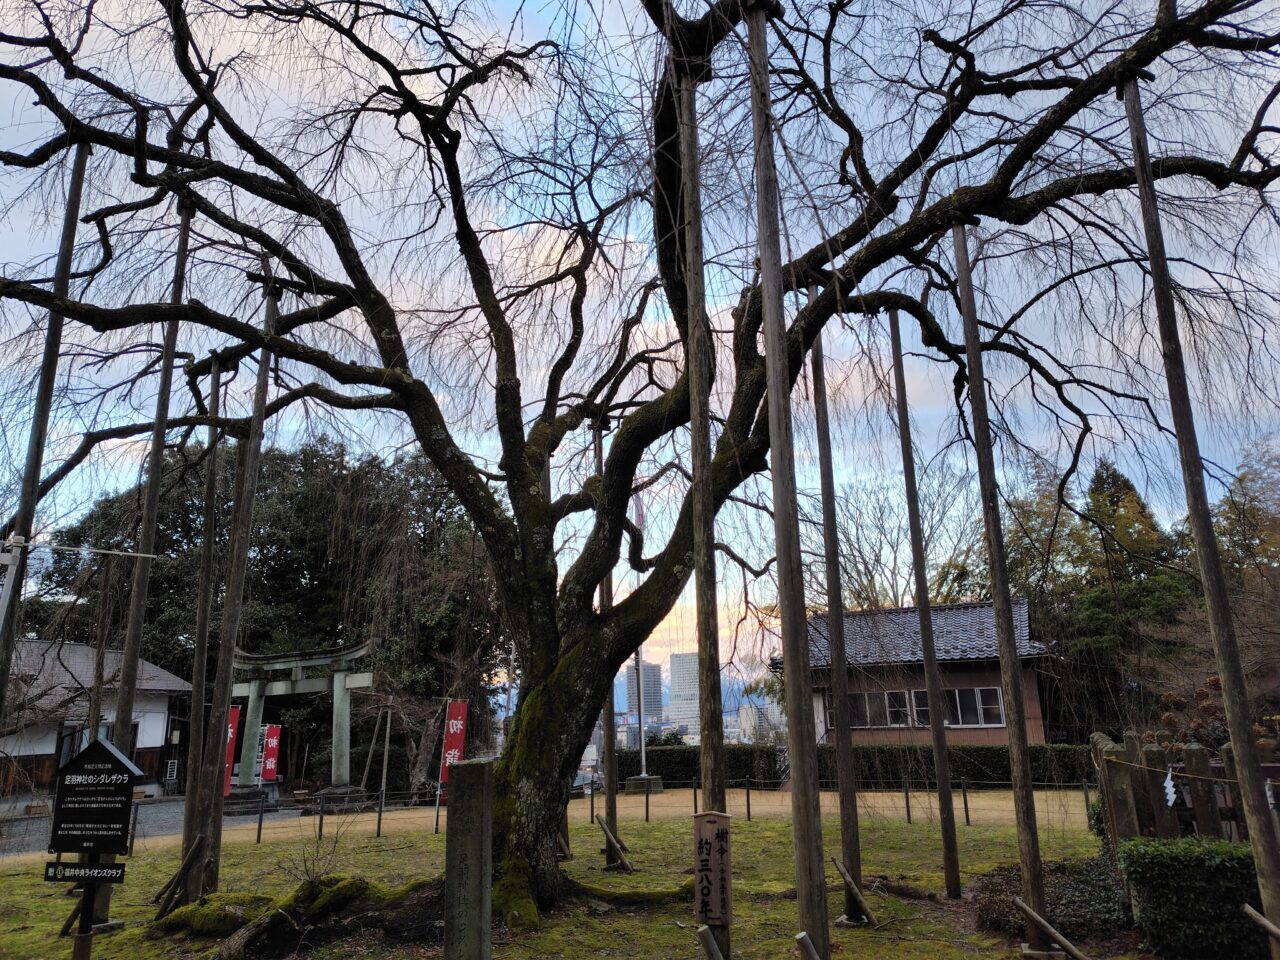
[[86, 556, 114, 745], [809, 292, 863, 901], [95, 204, 192, 922], [1013, 897, 1092, 960], [952, 223, 1048, 951], [155, 835, 204, 921], [59, 898, 81, 938], [888, 308, 961, 898], [189, 276, 277, 899], [1246, 904, 1280, 943], [675, 72, 727, 818], [670, 27, 729, 959], [1122, 74, 1280, 943], [596, 815, 634, 872], [830, 857, 877, 926], [361, 708, 384, 791], [378, 695, 393, 838], [183, 354, 221, 854], [594, 425, 621, 867], [794, 932, 823, 960], [747, 9, 828, 955], [0, 142, 91, 717], [114, 205, 192, 762], [698, 924, 726, 960]]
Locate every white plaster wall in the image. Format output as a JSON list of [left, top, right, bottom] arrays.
[[0, 722, 59, 757], [0, 691, 172, 756]]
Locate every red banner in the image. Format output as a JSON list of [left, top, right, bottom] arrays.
[[223, 705, 241, 797], [261, 724, 281, 783], [439, 700, 468, 785]]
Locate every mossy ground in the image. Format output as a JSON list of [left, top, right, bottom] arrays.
[[0, 812, 1144, 959]]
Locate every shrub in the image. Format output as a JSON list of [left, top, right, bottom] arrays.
[[1118, 837, 1265, 960], [1086, 798, 1106, 838], [613, 743, 1092, 788], [973, 857, 1130, 940]]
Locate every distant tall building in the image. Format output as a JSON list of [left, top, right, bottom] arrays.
[[625, 659, 662, 724], [668, 652, 700, 740], [738, 701, 787, 743]]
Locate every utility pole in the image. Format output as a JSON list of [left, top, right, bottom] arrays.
[[0, 142, 91, 718], [747, 7, 828, 956], [594, 423, 620, 866], [887, 309, 961, 899], [807, 290, 862, 906], [676, 27, 729, 957], [1121, 72, 1280, 950], [189, 273, 277, 899], [952, 224, 1048, 951], [113, 204, 192, 760], [183, 353, 222, 854]]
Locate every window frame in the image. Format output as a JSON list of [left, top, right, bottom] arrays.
[[924, 686, 1005, 728], [833, 685, 1007, 730]]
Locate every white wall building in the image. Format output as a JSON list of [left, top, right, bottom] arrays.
[[1, 640, 190, 793]]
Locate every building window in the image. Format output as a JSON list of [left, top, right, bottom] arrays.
[[830, 691, 911, 729], [911, 687, 1004, 728], [832, 686, 1006, 730], [886, 691, 910, 727], [911, 690, 930, 726]]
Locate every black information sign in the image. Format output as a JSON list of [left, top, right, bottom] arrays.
[[44, 862, 126, 884], [48, 738, 143, 856]]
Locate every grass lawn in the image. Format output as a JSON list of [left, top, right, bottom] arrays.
[[0, 811, 1139, 960]]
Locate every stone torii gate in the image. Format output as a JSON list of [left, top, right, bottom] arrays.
[[231, 641, 373, 797]]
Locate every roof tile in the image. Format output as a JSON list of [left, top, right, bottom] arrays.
[[806, 599, 1042, 669]]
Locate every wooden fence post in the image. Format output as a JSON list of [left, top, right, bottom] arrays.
[[1101, 744, 1141, 841], [1142, 744, 1178, 838], [1122, 733, 1154, 836], [1183, 743, 1222, 839], [1222, 744, 1250, 842]]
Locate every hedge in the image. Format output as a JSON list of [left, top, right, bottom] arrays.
[[614, 742, 1092, 788], [974, 857, 1129, 940], [1118, 837, 1265, 960]]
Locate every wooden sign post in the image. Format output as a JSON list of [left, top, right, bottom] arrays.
[[694, 812, 731, 940], [46, 738, 142, 959]]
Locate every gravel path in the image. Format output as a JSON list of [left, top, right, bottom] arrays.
[[0, 796, 301, 857]]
